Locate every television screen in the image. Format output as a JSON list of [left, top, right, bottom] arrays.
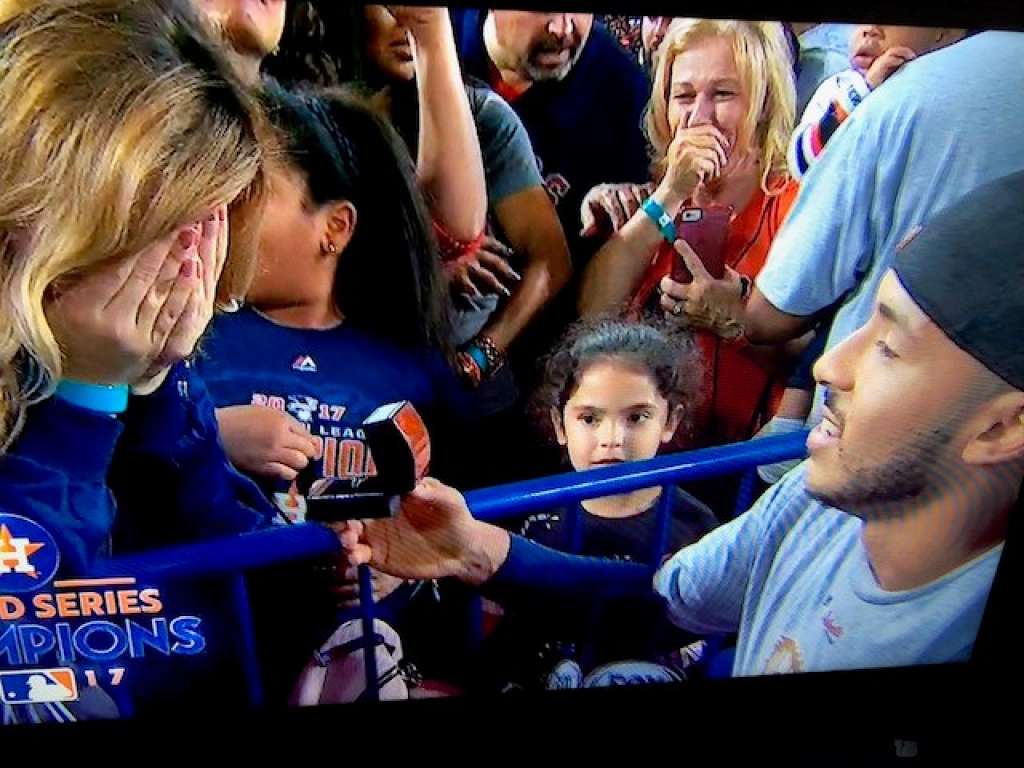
[[0, 0, 1019, 757]]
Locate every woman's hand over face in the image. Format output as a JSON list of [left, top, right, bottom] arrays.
[[46, 205, 229, 394], [663, 124, 731, 199]]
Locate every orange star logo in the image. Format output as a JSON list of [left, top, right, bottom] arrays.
[[0, 523, 45, 578]]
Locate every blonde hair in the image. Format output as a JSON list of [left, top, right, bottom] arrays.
[[0, 0, 268, 450], [646, 18, 796, 195]]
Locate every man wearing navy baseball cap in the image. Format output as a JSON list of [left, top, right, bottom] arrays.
[[340, 170, 1024, 677]]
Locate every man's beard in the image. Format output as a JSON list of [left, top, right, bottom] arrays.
[[810, 420, 961, 518], [522, 39, 584, 82]]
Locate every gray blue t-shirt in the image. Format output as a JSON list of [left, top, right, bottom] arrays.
[[653, 465, 1002, 676], [757, 31, 1024, 428], [450, 81, 544, 348]]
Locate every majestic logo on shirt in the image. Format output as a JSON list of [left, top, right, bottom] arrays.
[[292, 355, 318, 373], [0, 515, 59, 593], [763, 636, 805, 675]]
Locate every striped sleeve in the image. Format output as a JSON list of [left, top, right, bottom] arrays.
[[652, 470, 807, 635], [788, 69, 872, 180]]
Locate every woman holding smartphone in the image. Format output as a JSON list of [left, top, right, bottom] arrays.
[[579, 19, 802, 452]]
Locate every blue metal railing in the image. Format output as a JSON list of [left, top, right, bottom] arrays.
[[96, 432, 807, 580], [467, 431, 807, 522], [94, 431, 809, 704]]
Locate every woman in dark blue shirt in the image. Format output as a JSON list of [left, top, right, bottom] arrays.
[[197, 83, 464, 527]]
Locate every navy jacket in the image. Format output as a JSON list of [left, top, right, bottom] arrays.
[[0, 361, 275, 576]]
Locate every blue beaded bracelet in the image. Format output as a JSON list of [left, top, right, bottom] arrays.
[[55, 379, 130, 414], [641, 197, 677, 244]]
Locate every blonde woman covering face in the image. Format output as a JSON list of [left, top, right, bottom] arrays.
[[0, 1, 344, 578]]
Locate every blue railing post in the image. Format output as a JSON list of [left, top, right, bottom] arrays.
[[652, 485, 674, 567], [467, 592, 484, 655], [357, 564, 379, 701], [227, 574, 264, 709], [733, 469, 760, 519]]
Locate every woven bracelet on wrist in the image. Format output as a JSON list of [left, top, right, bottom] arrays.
[[472, 334, 505, 377]]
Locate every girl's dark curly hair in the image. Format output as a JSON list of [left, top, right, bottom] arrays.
[[532, 316, 705, 444]]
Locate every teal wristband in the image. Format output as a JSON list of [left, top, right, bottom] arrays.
[[466, 344, 489, 374], [641, 197, 677, 243], [55, 379, 130, 414]]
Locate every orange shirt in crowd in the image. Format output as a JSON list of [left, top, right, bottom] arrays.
[[630, 178, 801, 448]]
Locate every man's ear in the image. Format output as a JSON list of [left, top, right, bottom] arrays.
[[551, 407, 568, 446], [662, 403, 684, 444], [322, 200, 357, 257], [962, 390, 1024, 467]]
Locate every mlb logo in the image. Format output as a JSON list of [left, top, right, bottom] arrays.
[[0, 668, 79, 704]]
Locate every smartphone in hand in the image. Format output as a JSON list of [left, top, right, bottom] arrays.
[[666, 206, 732, 283]]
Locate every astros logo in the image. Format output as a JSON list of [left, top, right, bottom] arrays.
[[0, 514, 60, 593]]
